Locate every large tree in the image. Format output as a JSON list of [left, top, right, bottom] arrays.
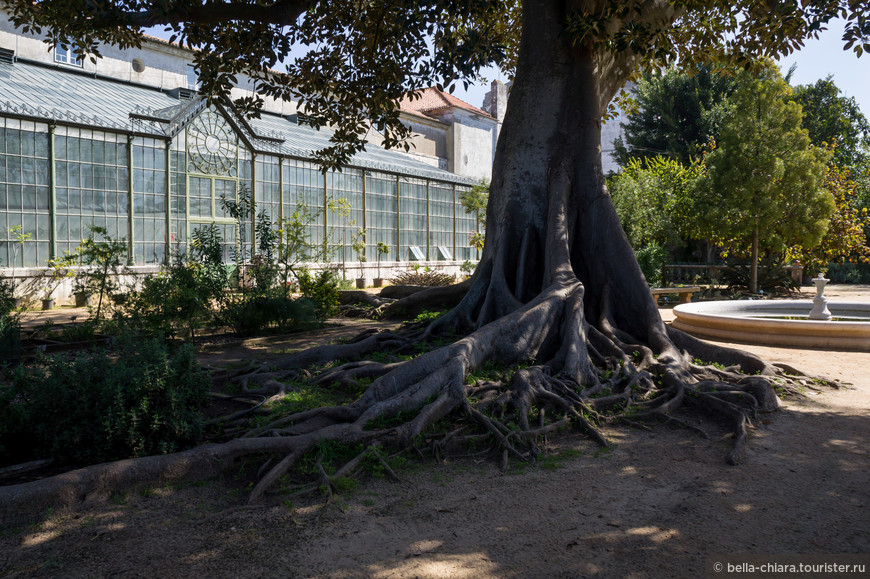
[[697, 64, 833, 294], [612, 64, 737, 166], [793, 76, 870, 169], [1, 0, 865, 515]]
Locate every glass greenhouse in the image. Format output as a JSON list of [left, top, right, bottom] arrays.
[[0, 57, 480, 273]]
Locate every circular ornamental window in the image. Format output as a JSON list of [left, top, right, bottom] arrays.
[[187, 110, 238, 176]]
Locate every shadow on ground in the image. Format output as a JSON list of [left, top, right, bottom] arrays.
[[3, 388, 868, 578]]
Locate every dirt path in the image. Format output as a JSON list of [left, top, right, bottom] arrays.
[[2, 295, 869, 578]]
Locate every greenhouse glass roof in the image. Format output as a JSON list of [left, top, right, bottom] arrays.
[[0, 58, 472, 185]]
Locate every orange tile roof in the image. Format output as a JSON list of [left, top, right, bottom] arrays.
[[399, 86, 492, 118]]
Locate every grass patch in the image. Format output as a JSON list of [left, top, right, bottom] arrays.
[[263, 380, 365, 419], [537, 448, 583, 470]]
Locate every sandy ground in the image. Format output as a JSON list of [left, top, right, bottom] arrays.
[[2, 287, 869, 578]]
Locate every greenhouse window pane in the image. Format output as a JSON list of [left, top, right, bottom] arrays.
[[80, 139, 92, 163], [8, 157, 20, 182], [21, 131, 34, 157], [55, 137, 67, 160], [22, 213, 36, 237], [22, 186, 35, 210], [35, 159, 49, 185], [68, 188, 81, 210], [82, 190, 94, 213], [70, 216, 81, 240], [8, 186, 21, 210], [22, 242, 35, 267], [7, 131, 19, 155], [57, 216, 68, 240]]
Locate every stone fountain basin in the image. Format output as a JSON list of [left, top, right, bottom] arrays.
[[672, 300, 870, 351]]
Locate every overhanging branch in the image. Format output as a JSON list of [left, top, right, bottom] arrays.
[[84, 0, 312, 29]]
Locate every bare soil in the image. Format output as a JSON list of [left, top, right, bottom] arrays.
[[2, 290, 869, 578]]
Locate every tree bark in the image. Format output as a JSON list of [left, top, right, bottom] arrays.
[[439, 0, 669, 356], [750, 226, 759, 294]]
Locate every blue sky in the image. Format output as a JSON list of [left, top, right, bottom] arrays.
[[776, 18, 869, 116]]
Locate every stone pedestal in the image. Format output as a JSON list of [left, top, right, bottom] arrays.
[[808, 274, 832, 321]]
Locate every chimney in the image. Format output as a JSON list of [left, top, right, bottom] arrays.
[[483, 80, 508, 122]]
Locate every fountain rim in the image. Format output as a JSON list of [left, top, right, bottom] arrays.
[[671, 300, 870, 350]]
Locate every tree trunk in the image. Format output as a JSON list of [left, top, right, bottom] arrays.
[[441, 0, 669, 356], [750, 227, 759, 294]]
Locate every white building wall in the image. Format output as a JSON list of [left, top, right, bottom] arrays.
[[0, 19, 188, 90], [445, 110, 495, 182]]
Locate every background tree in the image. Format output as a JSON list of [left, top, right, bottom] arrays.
[[786, 162, 870, 273], [612, 65, 737, 167], [793, 78, 870, 242], [610, 156, 703, 250], [697, 64, 833, 294], [609, 156, 704, 285], [2, 0, 867, 514], [792, 77, 870, 169]]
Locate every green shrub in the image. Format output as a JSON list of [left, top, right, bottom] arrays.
[[635, 243, 667, 287], [118, 254, 227, 341], [0, 278, 21, 363], [390, 269, 455, 287], [296, 268, 340, 319], [825, 262, 870, 284], [720, 259, 797, 294], [74, 225, 129, 321], [0, 335, 209, 466], [218, 292, 317, 336], [0, 277, 16, 316]]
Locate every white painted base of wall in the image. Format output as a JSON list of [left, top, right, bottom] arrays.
[[0, 260, 477, 306]]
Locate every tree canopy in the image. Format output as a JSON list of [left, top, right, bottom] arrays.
[[609, 155, 702, 249], [793, 77, 870, 168], [5, 1, 868, 165], [612, 66, 737, 166]]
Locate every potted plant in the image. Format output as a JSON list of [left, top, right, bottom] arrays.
[[41, 251, 77, 310], [352, 228, 367, 289], [374, 242, 390, 288], [71, 278, 90, 307], [6, 225, 31, 309]]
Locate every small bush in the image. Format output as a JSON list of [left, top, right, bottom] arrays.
[[413, 309, 446, 324], [118, 256, 227, 341], [218, 293, 317, 336], [825, 262, 870, 284], [635, 243, 667, 287], [0, 335, 209, 466], [0, 277, 16, 316], [720, 259, 797, 294], [0, 278, 21, 363], [57, 320, 99, 343], [391, 269, 455, 287], [296, 268, 340, 319]]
